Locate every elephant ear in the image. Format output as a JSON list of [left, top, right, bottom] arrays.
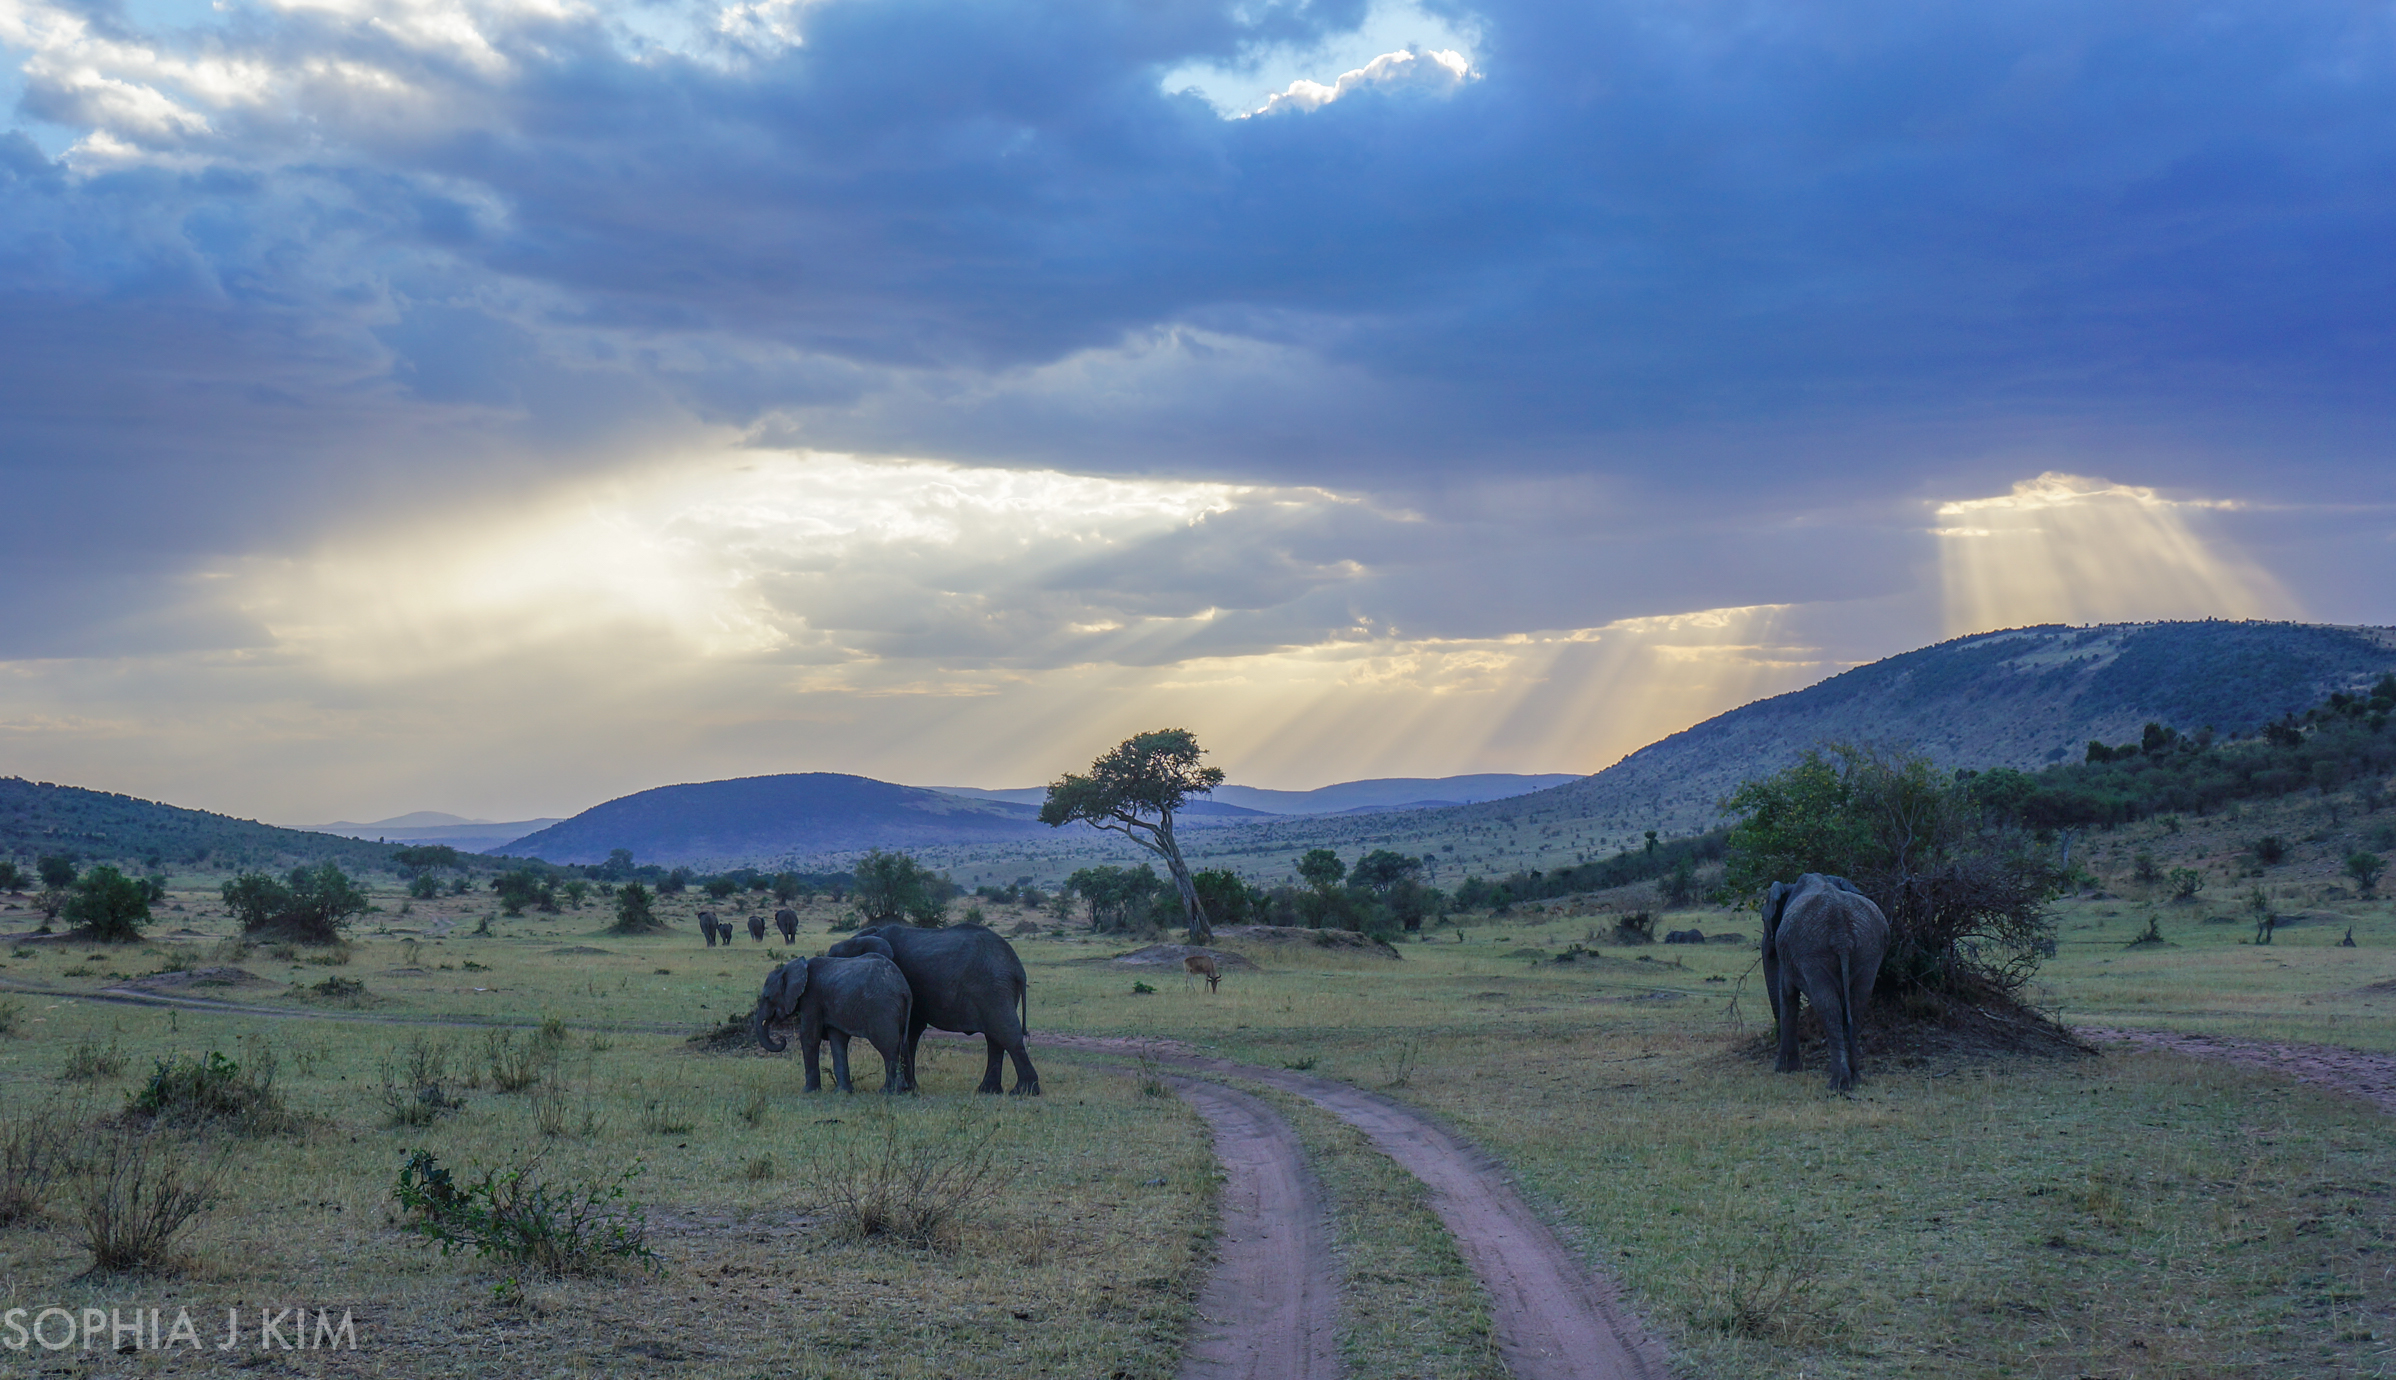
[[1761, 882, 1794, 954], [769, 960, 810, 1018]]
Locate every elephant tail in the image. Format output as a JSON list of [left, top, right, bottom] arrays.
[[1837, 947, 1857, 1055]]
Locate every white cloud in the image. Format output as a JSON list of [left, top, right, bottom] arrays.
[[1251, 46, 1473, 116]]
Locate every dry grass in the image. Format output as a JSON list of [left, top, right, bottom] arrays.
[[806, 1103, 1017, 1248], [69, 1122, 223, 1273]]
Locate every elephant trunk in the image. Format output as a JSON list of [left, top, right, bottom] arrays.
[[753, 998, 788, 1052]]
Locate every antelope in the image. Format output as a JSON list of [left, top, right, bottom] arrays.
[[1183, 953, 1220, 993]]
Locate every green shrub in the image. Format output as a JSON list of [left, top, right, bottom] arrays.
[[393, 1150, 658, 1276], [219, 863, 368, 944], [806, 1107, 1013, 1248], [63, 865, 150, 942], [60, 1035, 125, 1082], [129, 1044, 295, 1134]]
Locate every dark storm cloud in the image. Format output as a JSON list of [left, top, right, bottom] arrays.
[[3, 0, 2393, 639]]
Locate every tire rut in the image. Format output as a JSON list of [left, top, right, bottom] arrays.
[[1052, 1035, 1667, 1380], [2082, 1026, 2396, 1115], [1169, 1077, 1344, 1380]]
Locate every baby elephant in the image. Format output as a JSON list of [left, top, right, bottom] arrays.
[[752, 951, 913, 1093], [1761, 873, 1891, 1091], [774, 907, 799, 943]]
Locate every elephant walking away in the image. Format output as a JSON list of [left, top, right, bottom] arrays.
[[1761, 873, 1890, 1091], [698, 912, 721, 947], [753, 953, 913, 1093], [775, 908, 799, 943], [748, 914, 767, 943], [827, 923, 1039, 1095]]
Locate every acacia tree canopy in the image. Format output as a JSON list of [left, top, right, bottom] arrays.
[[1040, 728, 1224, 942], [64, 863, 150, 942], [1725, 743, 2061, 1001]]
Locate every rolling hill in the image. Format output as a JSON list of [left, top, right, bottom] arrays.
[[299, 812, 567, 852], [0, 777, 406, 876], [497, 773, 1055, 867]]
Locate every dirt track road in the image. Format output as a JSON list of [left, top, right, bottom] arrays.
[[1169, 1078, 1344, 1380], [1054, 1035, 1668, 1380], [2083, 1026, 2396, 1115]]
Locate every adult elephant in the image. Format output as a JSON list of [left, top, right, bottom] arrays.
[[827, 923, 1038, 1095], [774, 908, 799, 943], [1761, 873, 1890, 1091], [747, 913, 767, 943], [698, 911, 721, 947], [752, 949, 913, 1093]]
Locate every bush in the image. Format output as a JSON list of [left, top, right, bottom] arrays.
[[608, 882, 665, 935], [70, 1124, 223, 1272], [0, 860, 25, 891], [2252, 836, 2288, 866], [394, 1150, 658, 1276], [0, 999, 19, 1036], [1726, 744, 2061, 1002], [492, 869, 557, 916], [0, 1104, 75, 1226], [36, 855, 77, 890], [1612, 910, 1657, 944], [483, 1027, 564, 1094], [63, 864, 150, 942], [2348, 851, 2386, 897], [60, 1035, 126, 1082], [806, 1107, 1015, 1248], [377, 1036, 465, 1127], [219, 863, 369, 944], [2167, 868, 2205, 901], [854, 850, 952, 927], [129, 1043, 296, 1135]]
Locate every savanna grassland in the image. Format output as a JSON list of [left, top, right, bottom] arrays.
[[1, 814, 2393, 1380]]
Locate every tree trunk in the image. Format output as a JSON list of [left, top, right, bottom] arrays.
[[1157, 813, 1211, 944]]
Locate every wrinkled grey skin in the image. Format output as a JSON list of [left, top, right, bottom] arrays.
[[752, 953, 913, 1093], [1762, 874, 1891, 1091], [827, 923, 1038, 1095], [775, 908, 799, 943], [698, 912, 720, 947], [747, 913, 767, 943]]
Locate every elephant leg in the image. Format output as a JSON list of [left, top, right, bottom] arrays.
[[977, 1036, 1006, 1094], [1795, 965, 1855, 1090], [828, 1032, 855, 1094], [800, 1019, 824, 1093], [876, 1031, 908, 1093], [1843, 959, 1876, 1089], [1004, 1038, 1041, 1097], [902, 1016, 928, 1093], [1774, 973, 1804, 1073]]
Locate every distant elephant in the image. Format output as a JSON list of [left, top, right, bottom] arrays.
[[1664, 928, 1706, 944], [698, 911, 721, 947], [827, 923, 1038, 1095], [752, 953, 913, 1093], [775, 908, 799, 943], [1761, 873, 1890, 1091], [748, 914, 767, 943]]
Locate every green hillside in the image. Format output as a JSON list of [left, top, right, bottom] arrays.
[[0, 776, 408, 879]]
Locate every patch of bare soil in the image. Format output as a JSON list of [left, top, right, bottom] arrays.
[[1051, 1033, 1667, 1380], [1213, 926, 1403, 959], [2082, 1028, 2396, 1115], [1170, 1077, 1343, 1380], [1109, 944, 1260, 972], [1731, 989, 2096, 1075], [119, 965, 263, 991]]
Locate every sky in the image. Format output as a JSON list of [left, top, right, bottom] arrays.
[[2, 0, 2392, 824]]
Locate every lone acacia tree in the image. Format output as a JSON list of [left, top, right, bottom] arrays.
[[1040, 729, 1224, 943]]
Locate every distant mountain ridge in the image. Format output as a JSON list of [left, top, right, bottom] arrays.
[[498, 773, 1053, 866], [1503, 619, 2396, 844], [302, 814, 566, 850]]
